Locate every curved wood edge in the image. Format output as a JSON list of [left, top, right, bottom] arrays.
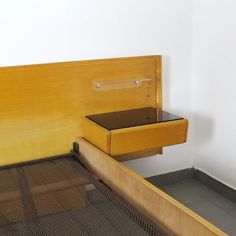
[[76, 138, 227, 236]]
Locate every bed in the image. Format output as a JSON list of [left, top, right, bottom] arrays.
[[0, 56, 227, 235]]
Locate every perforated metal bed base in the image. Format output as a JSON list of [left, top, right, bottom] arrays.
[[0, 156, 165, 236]]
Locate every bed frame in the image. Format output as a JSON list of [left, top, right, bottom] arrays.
[[76, 138, 226, 236], [0, 56, 227, 235]]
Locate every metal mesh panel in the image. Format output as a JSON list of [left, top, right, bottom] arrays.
[[0, 157, 166, 236]]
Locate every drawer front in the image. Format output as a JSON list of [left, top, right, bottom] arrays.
[[82, 118, 111, 154], [110, 119, 188, 156]]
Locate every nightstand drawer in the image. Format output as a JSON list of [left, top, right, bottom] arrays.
[[110, 119, 188, 155], [82, 107, 188, 157]]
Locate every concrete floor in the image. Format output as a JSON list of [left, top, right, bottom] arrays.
[[150, 178, 236, 235]]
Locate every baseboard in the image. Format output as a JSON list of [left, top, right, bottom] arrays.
[[194, 170, 236, 204], [146, 168, 236, 204], [146, 168, 195, 187]]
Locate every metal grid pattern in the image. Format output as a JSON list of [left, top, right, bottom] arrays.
[[0, 157, 166, 236]]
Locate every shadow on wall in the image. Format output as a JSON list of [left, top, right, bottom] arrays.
[[123, 113, 215, 178], [193, 114, 215, 145], [124, 56, 215, 177], [162, 55, 171, 109], [162, 56, 214, 145]]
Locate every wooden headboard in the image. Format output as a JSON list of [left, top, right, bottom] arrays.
[[0, 55, 162, 166]]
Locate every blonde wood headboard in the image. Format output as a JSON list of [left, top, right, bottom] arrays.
[[0, 55, 162, 166]]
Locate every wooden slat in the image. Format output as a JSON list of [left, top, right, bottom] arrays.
[[0, 55, 161, 166], [76, 138, 227, 236]]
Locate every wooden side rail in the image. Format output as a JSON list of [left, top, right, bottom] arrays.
[[76, 138, 227, 236]]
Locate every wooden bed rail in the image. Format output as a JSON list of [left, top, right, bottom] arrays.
[[76, 138, 227, 236]]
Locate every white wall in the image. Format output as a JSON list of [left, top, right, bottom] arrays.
[[192, 0, 236, 189], [0, 0, 194, 177], [2, 0, 232, 187]]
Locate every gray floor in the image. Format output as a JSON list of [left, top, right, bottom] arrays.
[[159, 178, 236, 235]]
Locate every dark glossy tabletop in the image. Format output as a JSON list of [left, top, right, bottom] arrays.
[[86, 107, 183, 130]]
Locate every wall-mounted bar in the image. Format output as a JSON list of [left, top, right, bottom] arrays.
[[91, 77, 152, 91]]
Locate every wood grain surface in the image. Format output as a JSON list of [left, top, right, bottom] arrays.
[[0, 56, 161, 166], [77, 138, 227, 236]]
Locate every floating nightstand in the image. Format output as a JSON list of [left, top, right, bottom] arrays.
[[82, 107, 188, 159]]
